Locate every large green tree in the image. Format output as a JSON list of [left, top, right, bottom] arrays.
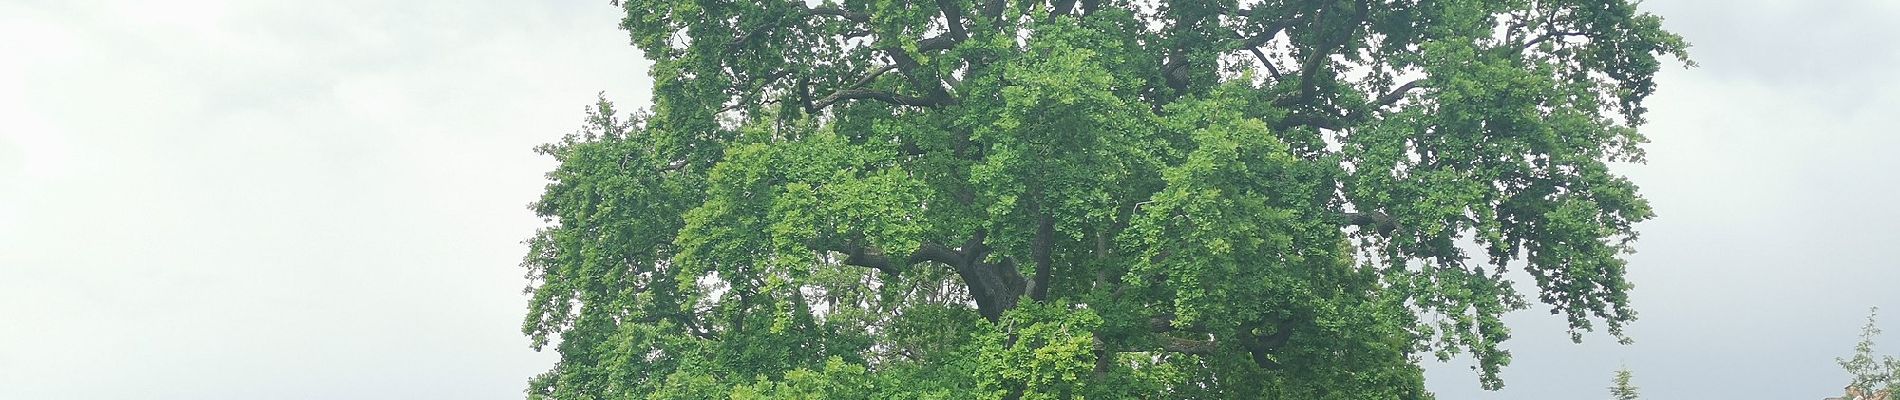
[[521, 0, 1688, 398]]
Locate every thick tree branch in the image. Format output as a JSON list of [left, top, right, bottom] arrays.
[[1052, 0, 1079, 17], [883, 48, 942, 95], [1367, 79, 1424, 109], [823, 230, 1025, 323], [848, 65, 898, 89], [911, 242, 967, 267], [812, 89, 954, 109], [1337, 210, 1398, 235], [835, 242, 903, 276], [936, 0, 969, 40], [1278, 112, 1348, 131], [830, 241, 968, 276], [1240, 318, 1298, 369], [1274, 79, 1427, 131], [947, 230, 1025, 322], [915, 35, 962, 53], [1244, 319, 1297, 351], [1027, 215, 1055, 301]]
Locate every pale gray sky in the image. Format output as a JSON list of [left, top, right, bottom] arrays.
[[1, 0, 646, 398], [1, 1, 1894, 399]]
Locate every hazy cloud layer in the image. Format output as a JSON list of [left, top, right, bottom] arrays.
[[2, 0, 647, 398], [2, 1, 1894, 399]]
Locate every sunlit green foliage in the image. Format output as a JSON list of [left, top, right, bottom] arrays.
[[522, 0, 1687, 398]]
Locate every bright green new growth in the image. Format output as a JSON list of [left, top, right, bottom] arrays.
[[1609, 367, 1639, 400], [522, 0, 1688, 398]]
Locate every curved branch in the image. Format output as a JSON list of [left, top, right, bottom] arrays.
[[1366, 79, 1425, 110], [835, 242, 902, 276], [831, 242, 965, 276]]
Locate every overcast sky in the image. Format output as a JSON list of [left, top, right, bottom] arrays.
[[2, 0, 1895, 399]]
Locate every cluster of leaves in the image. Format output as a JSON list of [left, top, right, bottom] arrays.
[[522, 0, 1687, 398]]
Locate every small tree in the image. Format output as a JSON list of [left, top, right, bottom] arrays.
[[1841, 308, 1893, 394], [1609, 367, 1640, 400], [1828, 307, 1900, 399]]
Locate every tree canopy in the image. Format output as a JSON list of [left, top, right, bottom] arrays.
[[520, 0, 1688, 398]]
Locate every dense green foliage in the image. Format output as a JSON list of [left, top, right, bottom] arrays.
[[521, 0, 1687, 398]]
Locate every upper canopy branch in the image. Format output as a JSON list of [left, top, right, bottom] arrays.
[[813, 89, 956, 109], [1281, 0, 1371, 103], [829, 241, 967, 276], [1274, 79, 1427, 131]]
